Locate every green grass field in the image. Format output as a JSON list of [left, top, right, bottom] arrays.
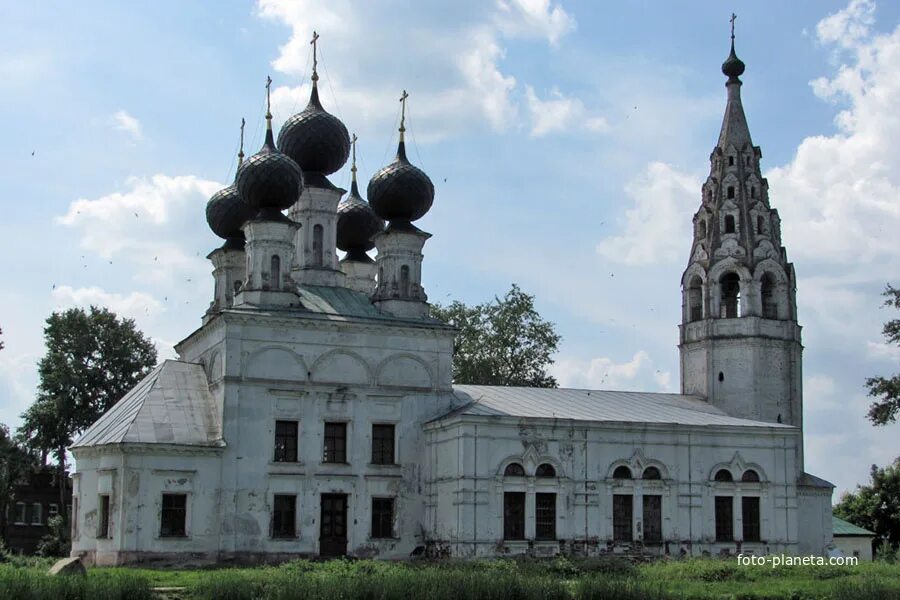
[[2, 556, 898, 600]]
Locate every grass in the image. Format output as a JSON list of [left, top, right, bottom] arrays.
[[4, 556, 898, 600]]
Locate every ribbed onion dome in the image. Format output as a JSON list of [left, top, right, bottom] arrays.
[[277, 85, 350, 178], [236, 125, 303, 220], [337, 179, 385, 262], [722, 40, 745, 80], [367, 140, 434, 226], [206, 181, 256, 249]]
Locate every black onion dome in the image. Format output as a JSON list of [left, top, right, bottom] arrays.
[[337, 180, 384, 261], [236, 127, 303, 218], [206, 183, 256, 248], [277, 86, 350, 177], [722, 41, 745, 80], [367, 141, 434, 225]]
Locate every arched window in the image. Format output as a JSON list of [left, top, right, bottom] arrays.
[[504, 463, 525, 477], [270, 255, 281, 290], [535, 463, 556, 478], [706, 190, 712, 203], [714, 469, 733, 482], [727, 186, 735, 199], [643, 466, 661, 480], [312, 224, 324, 267], [728, 156, 734, 166], [720, 272, 741, 318], [400, 265, 410, 297], [746, 156, 751, 166], [741, 470, 760, 482], [724, 214, 736, 234], [697, 220, 707, 239], [761, 273, 778, 319], [688, 275, 703, 322], [612, 466, 632, 480], [751, 186, 757, 199], [756, 215, 764, 233]]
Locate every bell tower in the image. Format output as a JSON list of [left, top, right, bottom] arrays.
[[679, 20, 802, 428]]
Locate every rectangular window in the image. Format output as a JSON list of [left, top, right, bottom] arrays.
[[371, 497, 394, 539], [272, 494, 297, 538], [715, 496, 734, 542], [48, 504, 59, 519], [535, 493, 556, 540], [643, 495, 662, 543], [503, 492, 525, 540], [613, 494, 633, 542], [14, 502, 26, 525], [274, 420, 299, 463], [98, 495, 111, 539], [31, 503, 42, 525], [160, 493, 187, 538], [742, 496, 760, 542], [371, 424, 395, 465], [323, 422, 347, 463]]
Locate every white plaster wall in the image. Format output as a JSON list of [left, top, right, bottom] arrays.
[[833, 536, 873, 561], [797, 488, 833, 556], [425, 417, 803, 557]]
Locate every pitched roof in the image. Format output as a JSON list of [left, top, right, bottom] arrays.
[[799, 472, 835, 489], [441, 385, 795, 428], [71, 360, 222, 449], [832, 516, 875, 537]]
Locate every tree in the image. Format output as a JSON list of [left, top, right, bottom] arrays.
[[834, 457, 900, 556], [0, 424, 36, 546], [432, 284, 561, 387], [17, 306, 157, 523], [866, 284, 900, 425]]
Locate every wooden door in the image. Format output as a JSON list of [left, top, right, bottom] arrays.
[[319, 494, 348, 557]]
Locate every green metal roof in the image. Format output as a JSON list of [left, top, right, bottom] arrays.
[[832, 515, 875, 537]]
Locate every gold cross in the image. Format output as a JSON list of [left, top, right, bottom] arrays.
[[399, 90, 409, 133], [238, 117, 246, 165], [351, 133, 358, 180], [730, 13, 737, 41], [310, 31, 320, 80]]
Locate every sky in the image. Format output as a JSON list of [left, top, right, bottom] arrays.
[[1, 0, 898, 498]]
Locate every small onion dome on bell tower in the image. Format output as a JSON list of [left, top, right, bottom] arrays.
[[337, 134, 385, 262], [207, 119, 257, 249], [277, 31, 350, 182], [367, 90, 434, 228], [722, 13, 745, 82], [236, 76, 304, 221]]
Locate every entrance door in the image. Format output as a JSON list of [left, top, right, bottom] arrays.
[[320, 494, 348, 557]]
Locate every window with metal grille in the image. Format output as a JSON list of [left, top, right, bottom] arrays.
[[504, 463, 525, 477], [612, 466, 632, 480], [535, 463, 556, 478], [274, 420, 298, 462], [48, 504, 58, 519], [643, 467, 661, 480], [371, 424, 395, 465], [742, 470, 760, 482], [613, 494, 633, 542], [643, 495, 662, 543], [371, 497, 394, 538], [503, 492, 525, 540], [323, 422, 347, 463], [742, 496, 760, 542], [272, 494, 296, 538], [13, 502, 25, 525], [30, 503, 42, 525], [535, 493, 556, 540], [715, 496, 733, 541], [160, 493, 187, 537], [98, 495, 111, 538]]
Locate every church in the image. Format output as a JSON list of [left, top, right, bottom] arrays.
[[69, 32, 834, 565]]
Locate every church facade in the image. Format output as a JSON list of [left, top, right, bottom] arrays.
[[69, 36, 833, 566]]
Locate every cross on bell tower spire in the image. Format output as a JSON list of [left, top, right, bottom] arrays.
[[351, 133, 358, 183], [238, 118, 245, 167], [399, 89, 409, 143], [310, 31, 320, 83]]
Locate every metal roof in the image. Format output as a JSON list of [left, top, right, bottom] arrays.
[[443, 385, 795, 428], [832, 516, 875, 537], [71, 360, 222, 449]]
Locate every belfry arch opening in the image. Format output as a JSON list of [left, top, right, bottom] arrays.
[[724, 214, 736, 234], [270, 255, 281, 290], [688, 275, 703, 321], [761, 273, 778, 319], [720, 272, 741, 318], [313, 224, 324, 267]]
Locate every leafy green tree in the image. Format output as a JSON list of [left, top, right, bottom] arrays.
[[0, 424, 36, 546], [432, 284, 561, 387], [866, 284, 900, 425], [17, 306, 157, 522], [834, 457, 900, 556]]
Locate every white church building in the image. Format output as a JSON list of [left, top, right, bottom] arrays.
[[69, 35, 834, 565]]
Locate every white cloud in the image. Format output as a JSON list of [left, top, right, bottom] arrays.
[[111, 109, 143, 140], [51, 285, 164, 321], [525, 85, 607, 137], [495, 0, 576, 45], [552, 350, 675, 392], [815, 0, 875, 49], [595, 162, 697, 265]]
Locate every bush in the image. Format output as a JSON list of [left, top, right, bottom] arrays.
[[0, 564, 153, 600], [36, 515, 70, 557]]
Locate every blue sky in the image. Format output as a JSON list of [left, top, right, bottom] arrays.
[[1, 0, 898, 497]]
